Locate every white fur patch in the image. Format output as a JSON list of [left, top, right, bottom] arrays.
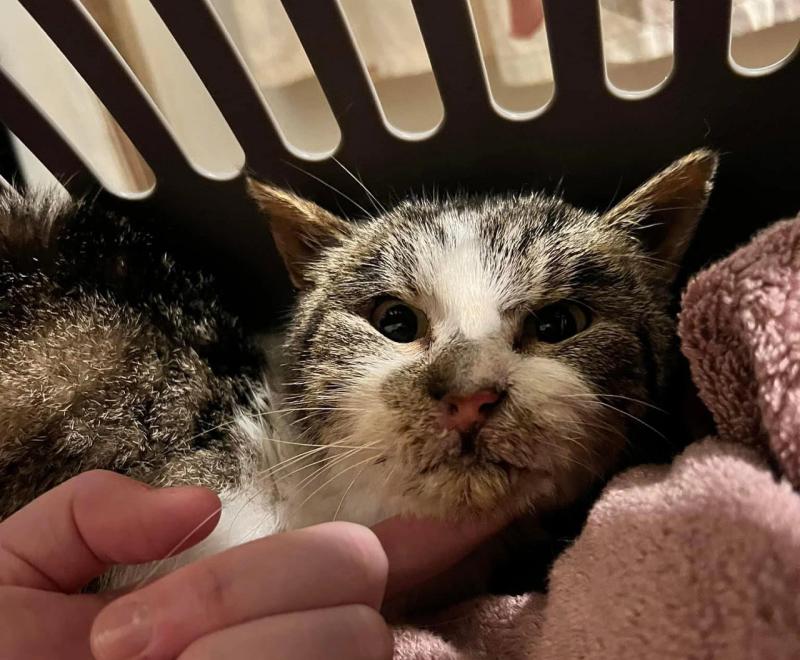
[[409, 219, 502, 342], [104, 484, 282, 590]]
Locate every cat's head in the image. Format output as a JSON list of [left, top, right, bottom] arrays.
[[248, 150, 716, 523]]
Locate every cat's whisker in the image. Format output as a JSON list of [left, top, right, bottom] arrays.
[[185, 418, 235, 444], [292, 454, 382, 518], [258, 436, 382, 482], [244, 406, 366, 417], [275, 449, 357, 490], [279, 450, 360, 497], [288, 443, 376, 492], [555, 392, 665, 414], [537, 424, 600, 459], [257, 445, 331, 478], [581, 399, 667, 440], [558, 434, 603, 464], [597, 176, 624, 216], [604, 251, 680, 269], [286, 412, 331, 428], [268, 438, 380, 484], [233, 444, 374, 545], [134, 504, 224, 589], [583, 420, 631, 445], [331, 156, 387, 215], [282, 159, 376, 220], [383, 460, 398, 486], [332, 462, 370, 521], [268, 450, 344, 483], [537, 437, 601, 477], [285, 439, 383, 498], [555, 411, 632, 442], [261, 436, 377, 451], [181, 406, 367, 450]]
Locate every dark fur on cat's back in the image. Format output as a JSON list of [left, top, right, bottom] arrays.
[[0, 192, 263, 518]]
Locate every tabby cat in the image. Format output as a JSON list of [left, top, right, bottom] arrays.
[[0, 150, 716, 587]]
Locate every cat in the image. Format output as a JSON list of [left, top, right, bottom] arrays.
[[0, 149, 717, 590]]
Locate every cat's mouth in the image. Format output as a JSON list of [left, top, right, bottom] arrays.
[[446, 426, 538, 470], [419, 455, 523, 476], [390, 427, 556, 518]]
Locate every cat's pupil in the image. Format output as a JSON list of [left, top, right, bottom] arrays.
[[378, 305, 418, 343], [533, 303, 587, 343], [537, 311, 572, 342]]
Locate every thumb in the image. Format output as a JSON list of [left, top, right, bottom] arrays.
[[0, 470, 220, 592], [373, 514, 507, 600]]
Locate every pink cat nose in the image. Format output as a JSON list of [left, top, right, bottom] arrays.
[[440, 389, 503, 433]]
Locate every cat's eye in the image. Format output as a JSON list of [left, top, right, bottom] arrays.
[[370, 299, 428, 343], [525, 302, 591, 344]]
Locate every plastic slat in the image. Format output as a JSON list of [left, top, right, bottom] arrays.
[[149, 0, 289, 178], [19, 0, 194, 183], [0, 67, 96, 195], [280, 0, 385, 144]]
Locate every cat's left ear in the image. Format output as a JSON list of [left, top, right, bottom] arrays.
[[602, 149, 718, 280], [247, 179, 352, 289]]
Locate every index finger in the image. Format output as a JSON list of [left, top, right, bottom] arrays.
[[0, 470, 220, 592], [91, 522, 388, 660]]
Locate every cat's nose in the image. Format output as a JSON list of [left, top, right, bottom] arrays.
[[440, 389, 503, 433]]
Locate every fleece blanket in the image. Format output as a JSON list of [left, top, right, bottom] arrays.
[[393, 216, 800, 659]]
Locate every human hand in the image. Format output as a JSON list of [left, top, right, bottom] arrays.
[[88, 507, 502, 660], [0, 471, 503, 659], [0, 471, 220, 659]]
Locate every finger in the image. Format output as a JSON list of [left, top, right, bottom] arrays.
[[372, 515, 507, 600], [0, 470, 220, 592], [178, 605, 393, 660], [0, 586, 108, 659], [91, 521, 388, 660]]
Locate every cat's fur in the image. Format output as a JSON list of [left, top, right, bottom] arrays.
[[0, 150, 717, 587]]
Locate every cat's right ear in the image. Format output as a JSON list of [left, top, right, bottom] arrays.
[[600, 149, 718, 281], [247, 179, 351, 289]]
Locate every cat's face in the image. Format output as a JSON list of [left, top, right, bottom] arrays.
[[250, 150, 716, 522]]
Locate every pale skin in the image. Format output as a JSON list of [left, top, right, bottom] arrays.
[[0, 471, 504, 659]]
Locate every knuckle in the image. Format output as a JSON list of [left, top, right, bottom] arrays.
[[343, 604, 394, 660]]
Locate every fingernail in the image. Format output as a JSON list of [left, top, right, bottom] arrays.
[[91, 600, 152, 660]]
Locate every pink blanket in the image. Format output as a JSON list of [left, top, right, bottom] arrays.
[[393, 217, 800, 659]]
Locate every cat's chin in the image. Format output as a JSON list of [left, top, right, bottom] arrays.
[[391, 462, 558, 522]]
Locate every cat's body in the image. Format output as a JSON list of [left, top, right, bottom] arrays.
[[0, 150, 717, 591]]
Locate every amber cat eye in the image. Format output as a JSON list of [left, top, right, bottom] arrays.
[[370, 298, 429, 343]]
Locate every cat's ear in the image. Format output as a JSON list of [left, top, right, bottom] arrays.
[[602, 149, 718, 280], [247, 179, 352, 289]]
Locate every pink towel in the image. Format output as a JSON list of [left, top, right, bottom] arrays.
[[393, 215, 800, 659], [681, 217, 800, 487]]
